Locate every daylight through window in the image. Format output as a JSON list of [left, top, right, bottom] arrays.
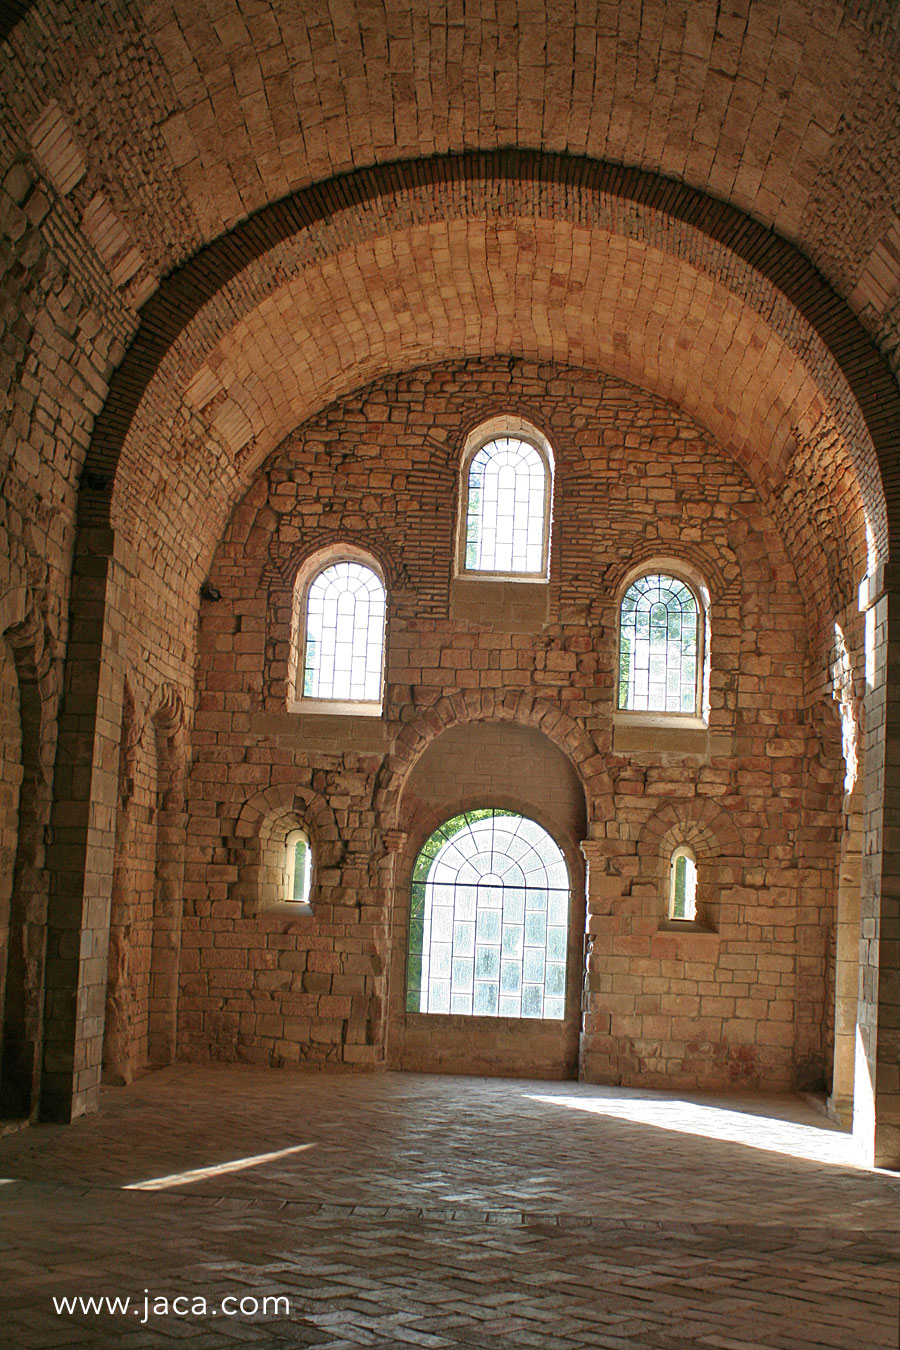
[[668, 846, 697, 921], [464, 437, 549, 575], [302, 561, 385, 703], [406, 809, 569, 1019], [284, 829, 312, 906], [618, 574, 700, 713]]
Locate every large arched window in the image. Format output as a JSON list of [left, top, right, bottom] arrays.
[[406, 809, 569, 1019], [292, 555, 386, 712], [618, 572, 704, 715], [458, 422, 553, 578]]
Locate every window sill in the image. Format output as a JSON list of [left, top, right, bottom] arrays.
[[455, 570, 550, 584], [613, 712, 732, 759], [259, 901, 314, 920], [614, 711, 707, 730], [657, 918, 715, 934], [287, 698, 383, 718], [404, 1010, 566, 1025]]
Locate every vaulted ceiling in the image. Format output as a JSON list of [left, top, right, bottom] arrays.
[[3, 0, 900, 641]]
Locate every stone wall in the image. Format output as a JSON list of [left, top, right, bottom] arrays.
[[181, 357, 842, 1090]]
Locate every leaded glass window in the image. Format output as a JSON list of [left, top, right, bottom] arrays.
[[618, 574, 700, 713], [406, 809, 569, 1020], [302, 562, 385, 703], [464, 437, 549, 575]]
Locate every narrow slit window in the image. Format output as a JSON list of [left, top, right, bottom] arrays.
[[302, 561, 385, 703], [285, 829, 312, 907], [406, 808, 570, 1020], [618, 573, 700, 714], [463, 437, 550, 575], [668, 846, 697, 921]]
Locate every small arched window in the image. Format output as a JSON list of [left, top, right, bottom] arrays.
[[668, 846, 697, 921], [618, 572, 704, 715], [458, 424, 553, 578], [284, 828, 312, 907], [293, 556, 386, 712]]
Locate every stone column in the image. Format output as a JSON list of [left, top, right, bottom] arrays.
[[855, 567, 900, 1168], [579, 836, 626, 1083], [380, 828, 407, 1068], [147, 690, 187, 1068], [40, 528, 131, 1121], [829, 803, 862, 1127]]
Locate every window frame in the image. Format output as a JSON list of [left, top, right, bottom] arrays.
[[614, 562, 709, 724], [287, 546, 387, 717], [455, 417, 555, 582]]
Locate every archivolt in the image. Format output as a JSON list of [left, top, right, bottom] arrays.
[[374, 689, 612, 831]]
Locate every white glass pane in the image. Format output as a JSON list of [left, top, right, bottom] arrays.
[[407, 809, 569, 1020], [302, 562, 385, 702], [618, 573, 699, 713], [464, 438, 548, 574]]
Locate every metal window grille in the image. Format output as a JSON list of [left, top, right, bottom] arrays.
[[302, 562, 385, 701], [618, 574, 699, 713], [406, 809, 569, 1020], [465, 437, 547, 573]]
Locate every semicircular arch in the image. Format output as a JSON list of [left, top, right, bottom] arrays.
[[374, 690, 612, 831]]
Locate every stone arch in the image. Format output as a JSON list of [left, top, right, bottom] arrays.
[[262, 530, 409, 594], [637, 800, 744, 865], [375, 690, 613, 833], [604, 545, 734, 606], [77, 154, 895, 586], [231, 784, 344, 914], [635, 801, 744, 935]]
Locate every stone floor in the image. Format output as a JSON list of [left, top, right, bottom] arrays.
[[0, 1068, 898, 1348]]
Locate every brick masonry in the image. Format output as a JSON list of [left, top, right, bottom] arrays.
[[0, 1, 899, 1166], [178, 358, 844, 1092]]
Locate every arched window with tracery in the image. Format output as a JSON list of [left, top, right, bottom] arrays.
[[458, 424, 553, 578], [406, 808, 569, 1020], [618, 572, 703, 715], [292, 555, 386, 713]]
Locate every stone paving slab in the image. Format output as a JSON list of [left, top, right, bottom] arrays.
[[0, 1068, 898, 1347]]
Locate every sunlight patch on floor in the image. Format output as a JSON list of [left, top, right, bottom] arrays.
[[124, 1142, 315, 1190], [525, 1092, 861, 1167]]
